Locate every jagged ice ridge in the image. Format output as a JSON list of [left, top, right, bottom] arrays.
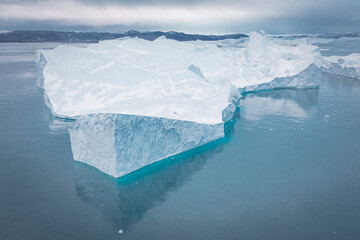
[[322, 53, 360, 80]]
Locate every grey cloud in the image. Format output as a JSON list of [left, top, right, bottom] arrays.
[[0, 0, 359, 33]]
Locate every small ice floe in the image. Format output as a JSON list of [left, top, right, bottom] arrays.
[[322, 53, 360, 80], [118, 229, 123, 234]]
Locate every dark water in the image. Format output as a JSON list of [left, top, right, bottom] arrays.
[[1, 43, 360, 240]]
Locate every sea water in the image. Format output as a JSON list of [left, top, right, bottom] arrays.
[[0, 41, 360, 240]]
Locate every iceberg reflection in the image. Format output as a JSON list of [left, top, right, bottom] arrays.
[[322, 72, 360, 95], [72, 117, 237, 233], [71, 111, 238, 232], [240, 89, 319, 122]]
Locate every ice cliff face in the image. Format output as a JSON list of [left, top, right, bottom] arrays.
[[322, 53, 360, 80], [68, 114, 224, 178], [36, 31, 324, 178]]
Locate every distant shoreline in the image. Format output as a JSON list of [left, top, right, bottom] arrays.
[[0, 30, 248, 43]]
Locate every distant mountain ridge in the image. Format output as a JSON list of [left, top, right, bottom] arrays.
[[0, 30, 248, 43], [314, 32, 360, 39]]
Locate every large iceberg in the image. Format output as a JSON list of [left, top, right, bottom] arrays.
[[36, 31, 323, 177], [68, 114, 224, 177], [322, 53, 360, 80], [36, 31, 322, 123]]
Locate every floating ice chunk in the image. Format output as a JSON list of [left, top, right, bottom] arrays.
[[322, 53, 360, 79], [68, 114, 224, 178], [235, 32, 323, 92], [239, 64, 321, 93]]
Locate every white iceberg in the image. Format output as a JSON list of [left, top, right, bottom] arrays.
[[36, 31, 322, 123], [233, 32, 323, 92], [68, 114, 224, 178], [322, 53, 360, 80], [36, 31, 323, 177]]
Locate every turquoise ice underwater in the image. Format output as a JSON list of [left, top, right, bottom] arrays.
[[0, 35, 360, 239]]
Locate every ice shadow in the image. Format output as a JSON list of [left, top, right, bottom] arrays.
[[321, 72, 360, 94]]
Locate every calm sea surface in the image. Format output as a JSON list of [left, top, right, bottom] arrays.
[[0, 41, 360, 240]]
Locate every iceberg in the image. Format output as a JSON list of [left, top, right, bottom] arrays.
[[322, 53, 360, 80], [36, 31, 322, 123], [68, 114, 224, 178], [234, 32, 323, 92], [36, 31, 323, 177]]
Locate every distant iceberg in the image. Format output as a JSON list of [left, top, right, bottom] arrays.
[[322, 53, 360, 80], [36, 31, 323, 177]]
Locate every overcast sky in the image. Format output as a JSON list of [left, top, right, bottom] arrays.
[[0, 0, 359, 34]]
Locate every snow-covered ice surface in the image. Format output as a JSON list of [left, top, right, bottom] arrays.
[[36, 31, 322, 123], [36, 37, 238, 124], [233, 32, 322, 92], [322, 53, 360, 80], [36, 31, 324, 177], [68, 114, 224, 178]]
